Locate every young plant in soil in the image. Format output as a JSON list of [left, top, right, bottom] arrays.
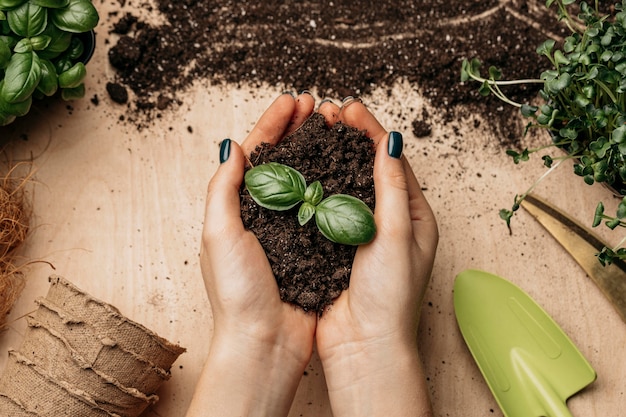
[[461, 0, 626, 265], [0, 0, 99, 126], [245, 162, 376, 246]]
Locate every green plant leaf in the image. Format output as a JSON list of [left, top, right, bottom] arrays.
[[298, 202, 316, 226], [37, 22, 72, 59], [0, 80, 31, 116], [60, 82, 84, 100], [0, 51, 41, 103], [0, 0, 27, 9], [315, 194, 376, 245], [51, 0, 99, 33], [30, 0, 70, 8], [0, 37, 10, 68], [58, 61, 85, 88], [304, 180, 323, 206], [36, 58, 58, 96], [244, 162, 306, 211], [536, 39, 555, 57], [7, 2, 47, 37]]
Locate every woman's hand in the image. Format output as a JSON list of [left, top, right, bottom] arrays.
[[315, 99, 439, 417], [186, 92, 317, 417]]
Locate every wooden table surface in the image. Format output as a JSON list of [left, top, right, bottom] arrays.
[[1, 3, 625, 416]]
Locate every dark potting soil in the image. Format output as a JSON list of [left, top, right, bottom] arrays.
[[240, 113, 375, 314], [104, 0, 572, 145]]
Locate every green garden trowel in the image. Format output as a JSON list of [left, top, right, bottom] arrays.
[[453, 269, 596, 417]]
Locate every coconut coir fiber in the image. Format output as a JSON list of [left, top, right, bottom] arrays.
[[240, 113, 375, 315]]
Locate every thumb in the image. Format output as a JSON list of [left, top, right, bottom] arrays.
[[204, 138, 247, 235], [373, 131, 412, 239]]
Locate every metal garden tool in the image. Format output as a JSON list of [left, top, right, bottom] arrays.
[[454, 269, 596, 417], [520, 193, 626, 324]]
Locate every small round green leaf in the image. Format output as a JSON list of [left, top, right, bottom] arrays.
[[51, 0, 99, 33], [315, 194, 376, 245], [244, 162, 306, 211]]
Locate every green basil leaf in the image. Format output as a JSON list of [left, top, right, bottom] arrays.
[[0, 51, 41, 103], [58, 61, 85, 88], [0, 110, 16, 126], [29, 34, 51, 50], [297, 202, 316, 226], [7, 2, 47, 37], [60, 82, 84, 100], [51, 0, 99, 33], [36, 58, 58, 96], [54, 54, 72, 73], [244, 162, 306, 211], [0, 79, 31, 116], [37, 22, 72, 59], [65, 34, 83, 59], [13, 37, 31, 53], [315, 194, 376, 245], [30, 0, 70, 8], [0, 0, 27, 9], [304, 180, 323, 206], [0, 38, 10, 68]]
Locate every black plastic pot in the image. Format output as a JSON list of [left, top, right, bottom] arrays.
[[77, 30, 97, 65]]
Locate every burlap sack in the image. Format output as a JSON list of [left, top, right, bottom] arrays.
[[46, 275, 185, 370], [30, 299, 171, 394], [0, 351, 120, 417], [0, 393, 39, 417], [20, 323, 158, 417]]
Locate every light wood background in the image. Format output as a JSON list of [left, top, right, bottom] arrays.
[[0, 1, 624, 416]]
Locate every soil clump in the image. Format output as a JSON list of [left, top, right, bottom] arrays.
[[240, 113, 375, 314]]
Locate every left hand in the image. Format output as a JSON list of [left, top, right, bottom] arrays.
[[186, 92, 317, 417]]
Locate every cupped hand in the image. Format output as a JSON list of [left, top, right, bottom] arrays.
[[315, 98, 438, 416], [188, 92, 317, 417]]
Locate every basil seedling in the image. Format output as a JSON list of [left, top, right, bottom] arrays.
[[245, 162, 376, 245]]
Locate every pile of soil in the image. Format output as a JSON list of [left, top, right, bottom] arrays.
[[105, 0, 571, 143], [240, 113, 375, 314]]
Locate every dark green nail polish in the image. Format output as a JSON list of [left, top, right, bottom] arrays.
[[219, 139, 231, 163], [388, 131, 403, 159]]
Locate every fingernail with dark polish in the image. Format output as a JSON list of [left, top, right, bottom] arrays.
[[299, 89, 312, 96], [388, 131, 403, 159], [219, 138, 231, 164], [282, 90, 296, 97]]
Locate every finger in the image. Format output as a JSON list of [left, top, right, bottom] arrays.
[[403, 156, 439, 254], [241, 93, 296, 156], [317, 98, 341, 126], [284, 91, 315, 136], [372, 132, 413, 240], [205, 139, 247, 236], [339, 99, 387, 145]]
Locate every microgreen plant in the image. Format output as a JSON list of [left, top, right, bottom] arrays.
[[461, 0, 626, 265], [0, 0, 99, 126], [244, 162, 376, 246]]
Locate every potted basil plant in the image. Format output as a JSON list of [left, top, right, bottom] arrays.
[[0, 0, 99, 126], [461, 0, 626, 265]]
